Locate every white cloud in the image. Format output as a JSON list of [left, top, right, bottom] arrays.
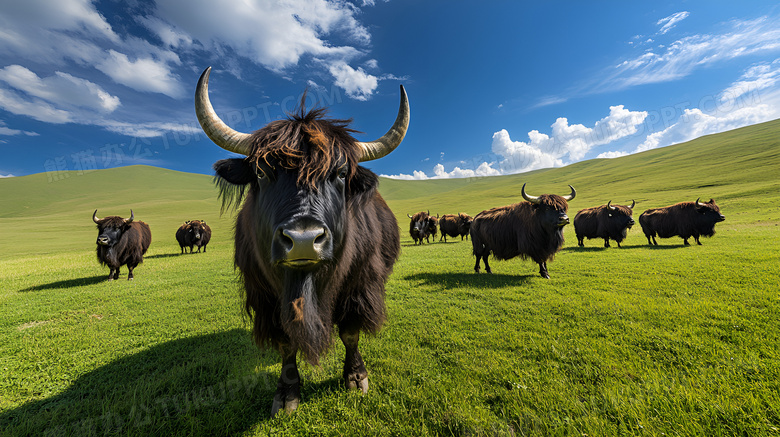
[[0, 120, 38, 137], [96, 50, 183, 98], [656, 11, 690, 35], [0, 0, 118, 42], [384, 104, 647, 179], [596, 150, 629, 159], [0, 65, 123, 123], [0, 173, 15, 178], [328, 61, 378, 101]]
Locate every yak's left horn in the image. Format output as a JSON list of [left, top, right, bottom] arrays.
[[195, 67, 254, 156], [696, 197, 705, 206], [125, 210, 134, 224], [357, 85, 410, 162], [93, 210, 101, 223], [562, 185, 576, 202], [521, 183, 540, 204], [607, 201, 616, 210], [629, 199, 635, 209]]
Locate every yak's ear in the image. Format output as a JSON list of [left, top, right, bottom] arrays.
[[214, 158, 255, 185], [213, 158, 254, 212], [347, 165, 379, 196]]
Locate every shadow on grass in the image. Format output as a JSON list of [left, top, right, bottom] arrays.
[[17, 275, 107, 292], [404, 271, 536, 290], [144, 252, 187, 259], [0, 329, 336, 436]]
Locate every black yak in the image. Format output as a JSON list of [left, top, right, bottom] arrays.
[[407, 211, 431, 245], [574, 200, 635, 248], [639, 198, 725, 245], [425, 214, 438, 243], [439, 213, 472, 242], [470, 184, 575, 278], [195, 67, 408, 415], [93, 210, 151, 280], [176, 220, 212, 253]]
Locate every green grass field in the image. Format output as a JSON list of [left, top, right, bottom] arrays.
[[1, 119, 780, 436]]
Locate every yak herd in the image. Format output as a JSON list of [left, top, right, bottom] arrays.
[[88, 68, 726, 416], [408, 188, 725, 279], [91, 210, 211, 281]]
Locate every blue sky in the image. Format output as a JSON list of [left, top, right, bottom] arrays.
[[1, 1, 780, 180]]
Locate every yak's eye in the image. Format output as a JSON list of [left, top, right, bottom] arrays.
[[257, 168, 266, 180], [337, 166, 347, 180]]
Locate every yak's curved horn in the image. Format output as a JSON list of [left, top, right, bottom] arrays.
[[427, 210, 430, 216], [562, 185, 576, 202], [607, 201, 616, 210], [357, 85, 410, 162], [407, 214, 413, 218], [125, 210, 134, 224], [696, 197, 705, 207], [521, 183, 540, 204], [629, 199, 635, 209], [195, 67, 254, 156], [93, 210, 101, 224]]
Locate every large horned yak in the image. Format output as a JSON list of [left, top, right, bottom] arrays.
[[195, 67, 409, 415], [470, 184, 575, 278], [574, 200, 636, 248], [639, 198, 725, 246], [93, 210, 151, 280]]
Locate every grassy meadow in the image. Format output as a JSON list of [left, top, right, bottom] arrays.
[[1, 119, 780, 436]]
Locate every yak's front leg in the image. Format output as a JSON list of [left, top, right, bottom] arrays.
[[539, 262, 550, 279], [340, 325, 369, 394], [271, 345, 301, 416]]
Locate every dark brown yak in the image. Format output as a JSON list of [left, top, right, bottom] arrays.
[[407, 211, 431, 245], [176, 220, 212, 253], [439, 213, 472, 242], [93, 210, 152, 280], [195, 67, 408, 415], [470, 184, 575, 278], [639, 198, 725, 245], [574, 200, 636, 248], [425, 214, 438, 243]]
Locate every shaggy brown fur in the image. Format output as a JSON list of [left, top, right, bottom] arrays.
[[408, 211, 430, 245], [176, 220, 212, 253], [439, 213, 473, 242], [470, 194, 570, 278], [574, 203, 635, 248], [95, 216, 151, 280], [639, 199, 724, 245]]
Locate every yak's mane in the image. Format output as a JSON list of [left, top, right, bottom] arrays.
[[250, 104, 361, 189]]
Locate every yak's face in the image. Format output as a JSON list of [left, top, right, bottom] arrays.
[[216, 157, 347, 270], [96, 219, 129, 247], [534, 195, 570, 230], [695, 199, 725, 224], [188, 222, 206, 242], [607, 206, 635, 229], [412, 217, 429, 236]]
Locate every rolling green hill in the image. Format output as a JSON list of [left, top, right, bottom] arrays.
[[2, 118, 778, 260], [1, 119, 780, 436]]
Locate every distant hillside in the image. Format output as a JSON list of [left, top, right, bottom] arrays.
[[1, 118, 779, 259]]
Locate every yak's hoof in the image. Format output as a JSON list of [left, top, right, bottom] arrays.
[[346, 375, 369, 394], [540, 273, 550, 279], [271, 392, 300, 416]]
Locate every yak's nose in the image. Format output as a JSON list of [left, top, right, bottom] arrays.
[[275, 225, 328, 265], [558, 214, 570, 227], [97, 236, 109, 245]]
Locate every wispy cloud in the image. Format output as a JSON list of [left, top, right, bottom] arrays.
[[656, 11, 690, 35]]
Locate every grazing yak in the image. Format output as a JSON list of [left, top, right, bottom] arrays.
[[176, 220, 212, 253], [195, 67, 408, 415], [439, 213, 472, 242], [407, 211, 432, 245], [574, 200, 636, 248], [639, 198, 725, 246], [426, 214, 438, 243], [93, 210, 151, 280], [470, 184, 575, 278]]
